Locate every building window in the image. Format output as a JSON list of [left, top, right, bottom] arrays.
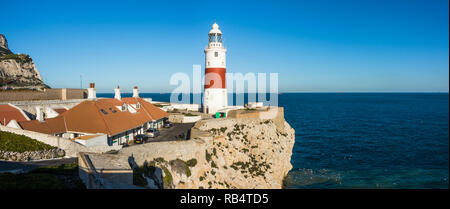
[[214, 52, 218, 57], [100, 109, 108, 114], [136, 102, 141, 109]]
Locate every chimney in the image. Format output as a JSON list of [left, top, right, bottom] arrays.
[[114, 86, 121, 100], [35, 106, 44, 122], [88, 83, 96, 100], [133, 86, 139, 98]]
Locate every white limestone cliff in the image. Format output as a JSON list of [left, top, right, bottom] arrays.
[[120, 108, 295, 189]]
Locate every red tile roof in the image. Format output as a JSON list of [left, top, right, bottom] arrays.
[[0, 104, 29, 125], [53, 108, 67, 114], [18, 117, 66, 135], [18, 98, 168, 136]]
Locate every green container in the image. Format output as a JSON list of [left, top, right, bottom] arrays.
[[215, 112, 220, 118]]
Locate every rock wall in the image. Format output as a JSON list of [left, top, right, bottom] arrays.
[[0, 34, 12, 55], [0, 148, 65, 161], [119, 109, 295, 189], [0, 89, 87, 102]]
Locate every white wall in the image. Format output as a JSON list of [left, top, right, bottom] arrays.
[[75, 134, 108, 147], [204, 88, 227, 114], [171, 103, 200, 112], [183, 115, 201, 123], [45, 107, 59, 119]]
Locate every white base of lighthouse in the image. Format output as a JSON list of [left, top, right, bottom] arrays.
[[203, 88, 228, 114]]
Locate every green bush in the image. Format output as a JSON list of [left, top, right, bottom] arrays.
[[0, 131, 55, 153], [220, 127, 227, 133], [162, 167, 173, 189], [205, 150, 212, 162], [182, 113, 198, 117], [0, 54, 32, 64]]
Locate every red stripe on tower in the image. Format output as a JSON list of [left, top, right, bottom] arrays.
[[204, 68, 226, 89]]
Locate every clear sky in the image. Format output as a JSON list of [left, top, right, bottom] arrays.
[[1, 0, 448, 93]]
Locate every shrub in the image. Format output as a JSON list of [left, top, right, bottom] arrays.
[[182, 113, 198, 117], [0, 54, 33, 64], [186, 158, 197, 167], [205, 150, 212, 162], [154, 157, 165, 163], [162, 167, 173, 189], [211, 161, 218, 168]]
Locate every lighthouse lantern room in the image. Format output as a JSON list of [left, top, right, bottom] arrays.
[[203, 22, 228, 114]]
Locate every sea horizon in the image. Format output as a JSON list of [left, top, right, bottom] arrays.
[[97, 92, 449, 188]]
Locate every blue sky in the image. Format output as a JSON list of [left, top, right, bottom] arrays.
[[1, 0, 448, 93]]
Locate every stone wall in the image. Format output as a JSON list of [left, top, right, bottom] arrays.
[[0, 88, 87, 102], [0, 148, 65, 161], [168, 114, 201, 123], [0, 125, 121, 157]]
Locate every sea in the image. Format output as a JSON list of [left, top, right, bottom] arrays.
[[98, 92, 449, 189]]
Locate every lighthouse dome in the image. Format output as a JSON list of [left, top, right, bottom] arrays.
[[209, 22, 222, 34]]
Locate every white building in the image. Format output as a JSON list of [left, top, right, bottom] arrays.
[[203, 22, 228, 114]]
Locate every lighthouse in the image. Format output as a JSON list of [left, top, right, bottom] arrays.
[[203, 22, 228, 114]]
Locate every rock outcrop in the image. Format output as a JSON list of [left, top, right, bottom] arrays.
[[120, 108, 295, 189], [0, 34, 12, 55], [0, 34, 48, 90]]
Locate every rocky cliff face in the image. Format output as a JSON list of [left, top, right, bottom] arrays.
[[0, 34, 12, 55], [0, 34, 48, 90], [121, 110, 295, 189]]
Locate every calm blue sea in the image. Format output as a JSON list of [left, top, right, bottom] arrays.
[[98, 93, 449, 189]]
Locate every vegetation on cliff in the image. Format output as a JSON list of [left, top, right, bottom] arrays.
[[0, 54, 33, 64]]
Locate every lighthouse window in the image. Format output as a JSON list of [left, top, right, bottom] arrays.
[[209, 34, 222, 43], [214, 52, 218, 57]]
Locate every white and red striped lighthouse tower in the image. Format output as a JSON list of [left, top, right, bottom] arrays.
[[203, 22, 227, 114]]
